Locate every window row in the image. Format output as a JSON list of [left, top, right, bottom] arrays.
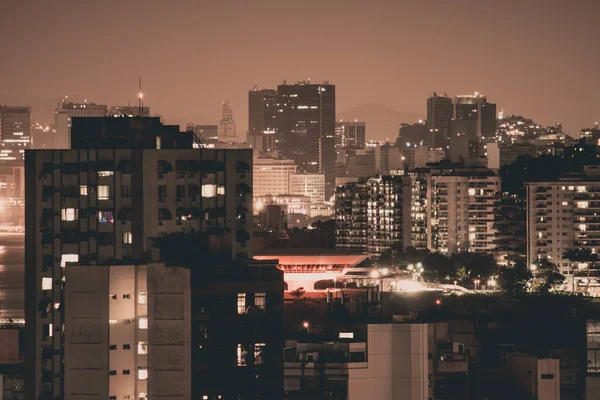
[[109, 367, 147, 380], [109, 341, 147, 354], [237, 293, 266, 314]]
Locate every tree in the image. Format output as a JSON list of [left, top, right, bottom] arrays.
[[395, 122, 429, 147], [498, 261, 532, 295], [532, 259, 565, 293], [422, 253, 455, 283]]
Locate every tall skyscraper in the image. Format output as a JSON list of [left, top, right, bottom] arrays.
[[25, 116, 253, 399], [426, 93, 453, 149], [54, 100, 108, 149], [276, 81, 336, 199], [335, 120, 366, 149], [0, 106, 31, 163], [218, 100, 237, 143], [453, 93, 497, 141], [248, 86, 279, 156]]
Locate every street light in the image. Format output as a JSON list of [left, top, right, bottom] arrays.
[[474, 279, 480, 291], [302, 321, 309, 329]]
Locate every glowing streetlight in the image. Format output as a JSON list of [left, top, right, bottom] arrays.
[[381, 268, 389, 276], [370, 270, 380, 279], [302, 321, 309, 329], [474, 279, 481, 291]]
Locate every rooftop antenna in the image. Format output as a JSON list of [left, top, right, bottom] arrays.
[[138, 77, 144, 116]]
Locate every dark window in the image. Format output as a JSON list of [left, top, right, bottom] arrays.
[[109, 370, 117, 376], [109, 345, 117, 350], [61, 185, 78, 198], [541, 374, 555, 379], [122, 185, 132, 198], [123, 344, 131, 350], [123, 369, 131, 375], [177, 185, 185, 199], [158, 185, 167, 198], [123, 294, 130, 299], [188, 184, 199, 198]]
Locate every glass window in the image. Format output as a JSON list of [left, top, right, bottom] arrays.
[[158, 185, 167, 198], [139, 317, 148, 330], [202, 184, 216, 198], [254, 343, 265, 365], [80, 185, 88, 196], [138, 341, 148, 355], [123, 232, 133, 244], [61, 208, 77, 221], [139, 394, 147, 400], [61, 254, 78, 268], [237, 344, 247, 366], [138, 291, 147, 304], [138, 367, 148, 380], [97, 171, 114, 177], [254, 293, 266, 310], [41, 277, 52, 290], [98, 185, 110, 200], [98, 211, 114, 223], [237, 293, 246, 314], [217, 185, 225, 195]]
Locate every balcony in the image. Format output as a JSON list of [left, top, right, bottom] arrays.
[[435, 353, 468, 374]]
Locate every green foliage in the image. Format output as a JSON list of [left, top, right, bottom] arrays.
[[498, 261, 532, 295], [395, 122, 429, 147], [532, 259, 565, 293]]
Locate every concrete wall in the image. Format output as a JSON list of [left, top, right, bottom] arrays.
[[348, 324, 428, 400]]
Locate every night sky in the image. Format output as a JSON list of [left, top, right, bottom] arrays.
[[1, 0, 598, 139]]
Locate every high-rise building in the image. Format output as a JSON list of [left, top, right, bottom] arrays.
[[187, 124, 219, 146], [276, 81, 336, 199], [526, 166, 600, 292], [248, 87, 279, 157], [335, 175, 411, 256], [25, 117, 253, 399], [426, 93, 453, 149], [253, 158, 297, 197], [426, 165, 500, 254], [335, 121, 366, 149], [290, 173, 325, 205], [63, 263, 191, 399], [0, 106, 31, 163], [108, 105, 150, 117], [373, 142, 402, 174], [453, 94, 497, 141], [218, 101, 237, 143], [335, 182, 368, 252], [54, 100, 108, 149]]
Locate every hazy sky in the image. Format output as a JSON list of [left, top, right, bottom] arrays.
[[1, 0, 598, 138]]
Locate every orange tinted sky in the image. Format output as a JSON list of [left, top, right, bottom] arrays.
[[1, 0, 598, 138]]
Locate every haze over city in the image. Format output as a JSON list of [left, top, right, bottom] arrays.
[[1, 0, 599, 137]]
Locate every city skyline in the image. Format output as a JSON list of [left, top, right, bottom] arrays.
[[1, 0, 599, 137]]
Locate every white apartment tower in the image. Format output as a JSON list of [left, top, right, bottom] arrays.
[[253, 158, 297, 197], [64, 263, 191, 399], [218, 101, 237, 143]]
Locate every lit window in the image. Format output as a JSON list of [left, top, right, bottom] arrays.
[[577, 186, 588, 193], [562, 202, 568, 206], [54, 303, 60, 310], [139, 317, 148, 330], [61, 254, 78, 268], [61, 208, 77, 221], [254, 293, 266, 310], [580, 224, 587, 232], [97, 171, 114, 177], [98, 211, 114, 223], [41, 277, 52, 290], [80, 185, 88, 195], [138, 291, 147, 304], [156, 136, 161, 149], [138, 367, 148, 380], [217, 185, 225, 195], [139, 394, 147, 400], [202, 184, 216, 198], [138, 341, 148, 355], [237, 293, 246, 314], [98, 185, 110, 200], [568, 186, 575, 191], [254, 343, 265, 365], [237, 344, 247, 366], [339, 332, 354, 339], [123, 232, 133, 244], [468, 188, 475, 196], [577, 201, 589, 209], [109, 319, 118, 325], [49, 323, 53, 337]]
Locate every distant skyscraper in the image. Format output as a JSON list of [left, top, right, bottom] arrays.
[[335, 121, 366, 149], [426, 93, 453, 149], [54, 100, 108, 149], [218, 100, 237, 143], [248, 86, 278, 155], [276, 81, 336, 199], [0, 106, 31, 164], [453, 93, 497, 141], [108, 105, 150, 117]]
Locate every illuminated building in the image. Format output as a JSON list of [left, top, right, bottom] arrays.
[[186, 124, 219, 146], [248, 86, 278, 156], [526, 166, 600, 292], [108, 105, 150, 117], [0, 166, 24, 198], [453, 93, 497, 141], [486, 142, 536, 169], [63, 263, 191, 399], [218, 100, 237, 143], [581, 124, 600, 146], [276, 81, 336, 199], [253, 158, 297, 197], [401, 145, 427, 170], [335, 120, 366, 149], [290, 173, 325, 205], [373, 142, 402, 175], [335, 183, 368, 252], [32, 122, 57, 150], [0, 106, 31, 163], [426, 93, 453, 148], [54, 100, 108, 149], [335, 175, 411, 257], [426, 165, 500, 254], [25, 117, 253, 400], [253, 194, 310, 216], [409, 171, 428, 250]]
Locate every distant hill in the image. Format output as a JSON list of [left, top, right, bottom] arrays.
[[338, 104, 424, 142]]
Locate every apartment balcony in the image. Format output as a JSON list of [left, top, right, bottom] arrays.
[[435, 353, 468, 374]]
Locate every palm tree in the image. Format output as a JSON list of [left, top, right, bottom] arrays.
[[563, 248, 600, 294]]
